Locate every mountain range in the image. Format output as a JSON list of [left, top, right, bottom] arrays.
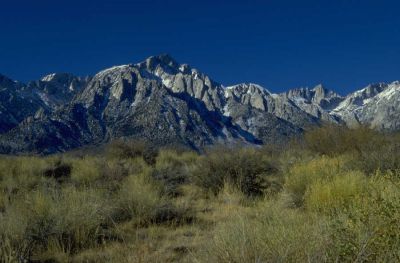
[[0, 54, 399, 154]]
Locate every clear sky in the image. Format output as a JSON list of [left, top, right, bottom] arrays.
[[1, 0, 399, 94]]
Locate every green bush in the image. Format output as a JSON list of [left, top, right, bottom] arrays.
[[304, 171, 368, 214], [325, 173, 400, 262], [303, 169, 400, 261], [285, 155, 349, 206]]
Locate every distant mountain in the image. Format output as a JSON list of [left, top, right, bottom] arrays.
[[0, 54, 398, 154], [29, 73, 90, 109]]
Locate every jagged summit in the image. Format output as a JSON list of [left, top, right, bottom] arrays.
[[133, 54, 182, 76]]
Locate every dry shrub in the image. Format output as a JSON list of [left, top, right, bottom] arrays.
[[152, 149, 198, 196], [193, 147, 279, 196]]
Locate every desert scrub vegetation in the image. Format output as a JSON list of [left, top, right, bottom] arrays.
[[0, 126, 400, 262]]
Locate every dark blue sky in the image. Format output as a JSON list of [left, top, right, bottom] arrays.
[[1, 0, 399, 94]]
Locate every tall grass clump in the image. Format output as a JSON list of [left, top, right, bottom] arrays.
[[197, 199, 329, 263], [116, 167, 193, 226], [70, 157, 102, 186], [117, 169, 164, 224], [0, 185, 113, 262], [0, 157, 49, 194]]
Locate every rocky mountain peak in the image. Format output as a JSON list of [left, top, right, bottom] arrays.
[[287, 84, 336, 96], [312, 84, 327, 99], [224, 83, 274, 112], [142, 54, 180, 72], [312, 84, 342, 106], [286, 84, 342, 110]]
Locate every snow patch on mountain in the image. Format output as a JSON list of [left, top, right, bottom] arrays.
[[41, 73, 57, 82]]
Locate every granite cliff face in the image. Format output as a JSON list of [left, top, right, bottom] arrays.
[[0, 54, 398, 154]]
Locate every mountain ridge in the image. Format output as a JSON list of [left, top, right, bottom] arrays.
[[0, 54, 399, 154]]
